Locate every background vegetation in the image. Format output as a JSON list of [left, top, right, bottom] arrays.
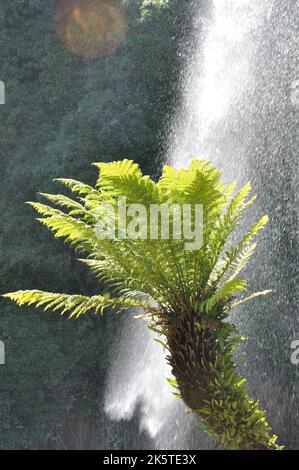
[[0, 0, 193, 449]]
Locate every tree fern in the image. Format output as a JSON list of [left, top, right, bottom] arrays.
[[2, 158, 282, 450]]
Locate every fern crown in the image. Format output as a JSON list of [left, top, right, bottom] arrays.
[[3, 158, 270, 318]]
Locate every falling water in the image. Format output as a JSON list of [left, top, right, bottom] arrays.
[[105, 312, 200, 450], [105, 0, 298, 449], [167, 0, 279, 177]]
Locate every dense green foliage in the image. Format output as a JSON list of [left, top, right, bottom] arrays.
[[0, 0, 192, 449], [4, 158, 282, 450]]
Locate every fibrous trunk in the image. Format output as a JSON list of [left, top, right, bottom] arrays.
[[165, 308, 278, 450]]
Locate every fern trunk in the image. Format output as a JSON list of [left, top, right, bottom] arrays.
[[165, 308, 278, 450]]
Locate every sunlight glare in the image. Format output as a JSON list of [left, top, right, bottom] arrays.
[[54, 0, 128, 59]]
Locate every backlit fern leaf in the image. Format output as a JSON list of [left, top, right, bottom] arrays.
[[3, 290, 150, 318]]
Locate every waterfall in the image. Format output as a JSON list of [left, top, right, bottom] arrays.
[[105, 312, 199, 450], [167, 0, 275, 175], [105, 0, 298, 449]]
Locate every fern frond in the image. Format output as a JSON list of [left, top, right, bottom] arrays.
[[199, 279, 247, 314], [219, 242, 258, 285], [38, 193, 86, 215], [231, 290, 272, 309], [54, 178, 100, 197], [3, 290, 150, 318], [26, 202, 68, 218], [94, 159, 159, 204], [37, 216, 96, 253], [212, 215, 269, 286], [157, 162, 225, 213], [216, 279, 247, 301], [237, 215, 269, 248]]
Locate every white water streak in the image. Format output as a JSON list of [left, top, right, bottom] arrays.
[[168, 0, 273, 173], [105, 313, 194, 449]]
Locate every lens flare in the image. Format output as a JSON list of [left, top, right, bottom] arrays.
[[54, 0, 128, 59]]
